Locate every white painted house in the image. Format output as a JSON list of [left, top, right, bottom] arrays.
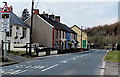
[[0, 5, 30, 51]]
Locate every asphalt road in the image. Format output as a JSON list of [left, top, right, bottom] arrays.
[[1, 49, 107, 75]]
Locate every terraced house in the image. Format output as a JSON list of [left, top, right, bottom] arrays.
[[25, 9, 77, 51], [71, 25, 88, 49], [0, 4, 30, 51]]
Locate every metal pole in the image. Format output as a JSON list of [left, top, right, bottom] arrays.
[[4, 30, 7, 61], [29, 0, 34, 56], [81, 26, 83, 48]]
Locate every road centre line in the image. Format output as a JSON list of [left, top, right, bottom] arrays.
[[41, 64, 59, 72]]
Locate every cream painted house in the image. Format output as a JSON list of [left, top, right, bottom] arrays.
[[0, 5, 30, 51], [71, 25, 87, 48]]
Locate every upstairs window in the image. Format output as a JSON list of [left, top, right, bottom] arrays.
[[63, 31, 64, 38], [59, 30, 61, 38], [23, 28, 27, 38], [56, 29, 58, 38], [9, 25, 12, 37], [6, 25, 12, 37]]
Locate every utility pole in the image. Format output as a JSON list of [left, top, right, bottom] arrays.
[[81, 26, 83, 48], [29, 0, 34, 56]]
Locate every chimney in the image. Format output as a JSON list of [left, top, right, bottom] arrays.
[[34, 9, 39, 15], [49, 14, 55, 20], [41, 11, 48, 17], [55, 16, 60, 22]]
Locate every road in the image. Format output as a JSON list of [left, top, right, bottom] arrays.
[[1, 50, 106, 75]]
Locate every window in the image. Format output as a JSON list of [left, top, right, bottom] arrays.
[[56, 29, 58, 38], [22, 28, 27, 38], [6, 25, 12, 37], [14, 27, 19, 39], [59, 30, 61, 38], [9, 25, 12, 37], [6, 32, 9, 37], [16, 27, 19, 30], [63, 31, 64, 38]]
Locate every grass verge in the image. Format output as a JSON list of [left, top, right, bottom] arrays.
[[8, 51, 35, 58], [105, 50, 120, 63]]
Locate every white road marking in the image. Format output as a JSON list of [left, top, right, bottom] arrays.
[[60, 60, 67, 63], [14, 70, 27, 75], [31, 65, 40, 69], [34, 65, 42, 69], [26, 65, 32, 68], [27, 61, 31, 63], [73, 58, 76, 60], [41, 64, 59, 72], [100, 61, 106, 75], [10, 70, 21, 74], [2, 69, 14, 74], [39, 66, 45, 69]]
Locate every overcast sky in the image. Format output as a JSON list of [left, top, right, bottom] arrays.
[[0, 0, 119, 28]]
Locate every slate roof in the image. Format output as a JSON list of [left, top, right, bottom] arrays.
[[10, 12, 30, 28], [0, 11, 30, 28], [39, 14, 76, 34]]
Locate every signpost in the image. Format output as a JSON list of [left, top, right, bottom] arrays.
[[1, 13, 10, 32], [1, 2, 10, 61]]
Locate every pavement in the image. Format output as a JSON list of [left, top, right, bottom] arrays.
[[1, 50, 107, 75], [104, 62, 119, 75], [0, 51, 61, 67]]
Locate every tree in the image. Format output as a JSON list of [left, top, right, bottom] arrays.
[[21, 8, 30, 21], [85, 21, 120, 49]]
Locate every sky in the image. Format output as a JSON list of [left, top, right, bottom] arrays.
[[0, 0, 119, 28]]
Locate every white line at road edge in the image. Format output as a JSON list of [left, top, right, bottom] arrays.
[[100, 50, 109, 75], [41, 64, 59, 72], [100, 61, 105, 75]]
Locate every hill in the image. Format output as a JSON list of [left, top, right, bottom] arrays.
[[84, 21, 120, 49]]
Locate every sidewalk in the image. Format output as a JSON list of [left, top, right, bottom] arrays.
[[0, 51, 61, 67], [104, 62, 119, 75], [0, 53, 36, 66]]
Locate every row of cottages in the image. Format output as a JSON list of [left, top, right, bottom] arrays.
[[0, 4, 30, 51], [71, 25, 88, 49], [25, 9, 78, 50]]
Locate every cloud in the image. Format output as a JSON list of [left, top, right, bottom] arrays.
[[0, 1, 118, 28]]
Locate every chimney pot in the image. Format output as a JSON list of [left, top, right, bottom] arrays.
[[55, 16, 60, 22], [34, 9, 39, 15], [49, 14, 55, 20], [43, 13, 48, 17]]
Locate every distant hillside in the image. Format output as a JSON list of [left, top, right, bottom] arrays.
[[85, 21, 120, 49]]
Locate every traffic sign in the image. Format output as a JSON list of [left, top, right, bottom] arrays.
[[1, 13, 10, 32]]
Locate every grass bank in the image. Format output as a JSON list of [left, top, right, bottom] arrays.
[[105, 50, 120, 63], [8, 51, 35, 58]]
